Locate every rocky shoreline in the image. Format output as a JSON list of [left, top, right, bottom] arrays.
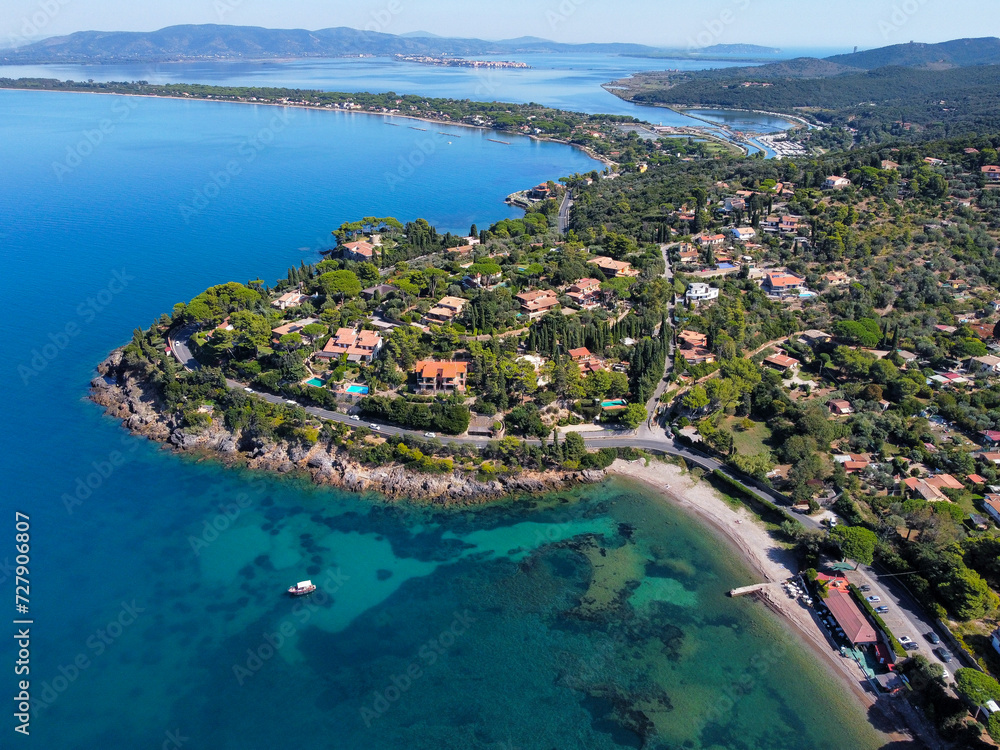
[[89, 349, 605, 504]]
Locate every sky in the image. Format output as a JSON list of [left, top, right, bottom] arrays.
[[4, 0, 999, 51]]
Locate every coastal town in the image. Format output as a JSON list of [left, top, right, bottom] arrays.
[[393, 54, 530, 68], [91, 127, 1000, 748]]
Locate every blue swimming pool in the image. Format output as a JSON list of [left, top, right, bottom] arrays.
[[346, 385, 369, 395], [305, 378, 324, 388]]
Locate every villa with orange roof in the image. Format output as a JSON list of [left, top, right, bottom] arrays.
[[422, 296, 467, 325], [678, 330, 715, 365], [316, 328, 383, 363], [341, 241, 375, 261], [588, 256, 640, 278], [517, 289, 561, 318], [565, 278, 602, 308], [413, 360, 469, 394], [763, 271, 806, 298]]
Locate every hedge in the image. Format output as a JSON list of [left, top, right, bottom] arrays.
[[710, 470, 796, 526]]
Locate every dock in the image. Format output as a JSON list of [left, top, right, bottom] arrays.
[[729, 582, 780, 597]]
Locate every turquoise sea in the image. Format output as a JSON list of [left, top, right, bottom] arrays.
[[0, 89, 883, 748]]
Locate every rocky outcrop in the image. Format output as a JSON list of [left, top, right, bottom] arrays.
[[90, 350, 605, 505]]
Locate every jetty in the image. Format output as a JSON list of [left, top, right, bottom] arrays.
[[729, 581, 781, 597], [487, 139, 511, 145]]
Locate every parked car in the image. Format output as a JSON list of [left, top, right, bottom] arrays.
[[370, 424, 382, 431], [244, 387, 253, 393], [859, 585, 871, 592], [937, 648, 953, 663], [926, 632, 941, 645], [899, 636, 913, 645], [866, 596, 881, 603], [285, 399, 297, 405], [875, 606, 889, 614], [350, 415, 361, 421]]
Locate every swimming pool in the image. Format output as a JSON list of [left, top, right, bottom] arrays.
[[601, 399, 627, 408], [346, 385, 369, 395], [305, 378, 324, 388]]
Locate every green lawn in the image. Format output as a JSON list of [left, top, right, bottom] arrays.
[[723, 417, 774, 455]]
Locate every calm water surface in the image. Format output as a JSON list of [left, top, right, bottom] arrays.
[[0, 87, 882, 748], [1, 53, 796, 131]]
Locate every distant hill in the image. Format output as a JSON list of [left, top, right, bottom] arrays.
[[397, 31, 443, 39], [696, 43, 782, 56], [826, 37, 1000, 70], [0, 23, 667, 63]]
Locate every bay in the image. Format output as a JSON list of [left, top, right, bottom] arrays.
[[0, 85, 882, 749]]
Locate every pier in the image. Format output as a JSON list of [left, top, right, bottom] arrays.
[[729, 581, 782, 597]]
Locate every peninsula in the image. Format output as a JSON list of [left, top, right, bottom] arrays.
[[393, 54, 530, 68], [90, 118, 1000, 745]]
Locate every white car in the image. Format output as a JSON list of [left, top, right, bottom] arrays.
[[424, 432, 437, 438], [244, 387, 253, 393], [350, 415, 361, 421], [285, 399, 297, 405], [899, 636, 913, 645], [866, 596, 881, 603], [370, 424, 382, 431]]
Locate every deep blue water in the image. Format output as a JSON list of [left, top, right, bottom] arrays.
[[0, 88, 882, 749]]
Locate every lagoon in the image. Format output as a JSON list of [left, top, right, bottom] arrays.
[[1, 53, 796, 131]]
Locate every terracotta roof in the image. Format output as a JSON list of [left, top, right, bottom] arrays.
[[765, 272, 805, 288], [342, 241, 374, 257], [926, 474, 963, 490], [764, 353, 798, 369], [569, 347, 592, 360], [414, 360, 468, 379], [825, 587, 878, 644]]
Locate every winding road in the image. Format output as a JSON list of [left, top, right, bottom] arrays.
[[167, 317, 953, 676]]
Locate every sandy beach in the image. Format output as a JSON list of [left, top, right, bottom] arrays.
[[607, 459, 923, 747]]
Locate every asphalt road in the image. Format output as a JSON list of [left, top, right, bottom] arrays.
[[847, 565, 955, 677], [558, 189, 573, 234], [166, 320, 961, 687]]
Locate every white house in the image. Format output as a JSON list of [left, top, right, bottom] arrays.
[[824, 175, 851, 190], [970, 355, 1000, 375], [685, 283, 720, 305], [731, 226, 756, 242]]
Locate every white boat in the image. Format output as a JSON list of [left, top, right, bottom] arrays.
[[287, 580, 317, 596]]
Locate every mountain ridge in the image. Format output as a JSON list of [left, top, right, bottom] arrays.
[[0, 24, 666, 62]]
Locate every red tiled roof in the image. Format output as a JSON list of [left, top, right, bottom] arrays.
[[825, 588, 878, 644], [414, 360, 468, 379]]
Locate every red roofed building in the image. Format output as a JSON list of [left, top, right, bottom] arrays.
[[818, 575, 878, 645], [763, 272, 806, 297], [517, 289, 560, 318], [413, 360, 468, 394], [983, 165, 1000, 183], [678, 330, 715, 365], [763, 353, 798, 372], [566, 278, 602, 308], [342, 241, 374, 261], [317, 328, 383, 363]]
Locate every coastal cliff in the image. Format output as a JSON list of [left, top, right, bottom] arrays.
[[90, 349, 605, 504]]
